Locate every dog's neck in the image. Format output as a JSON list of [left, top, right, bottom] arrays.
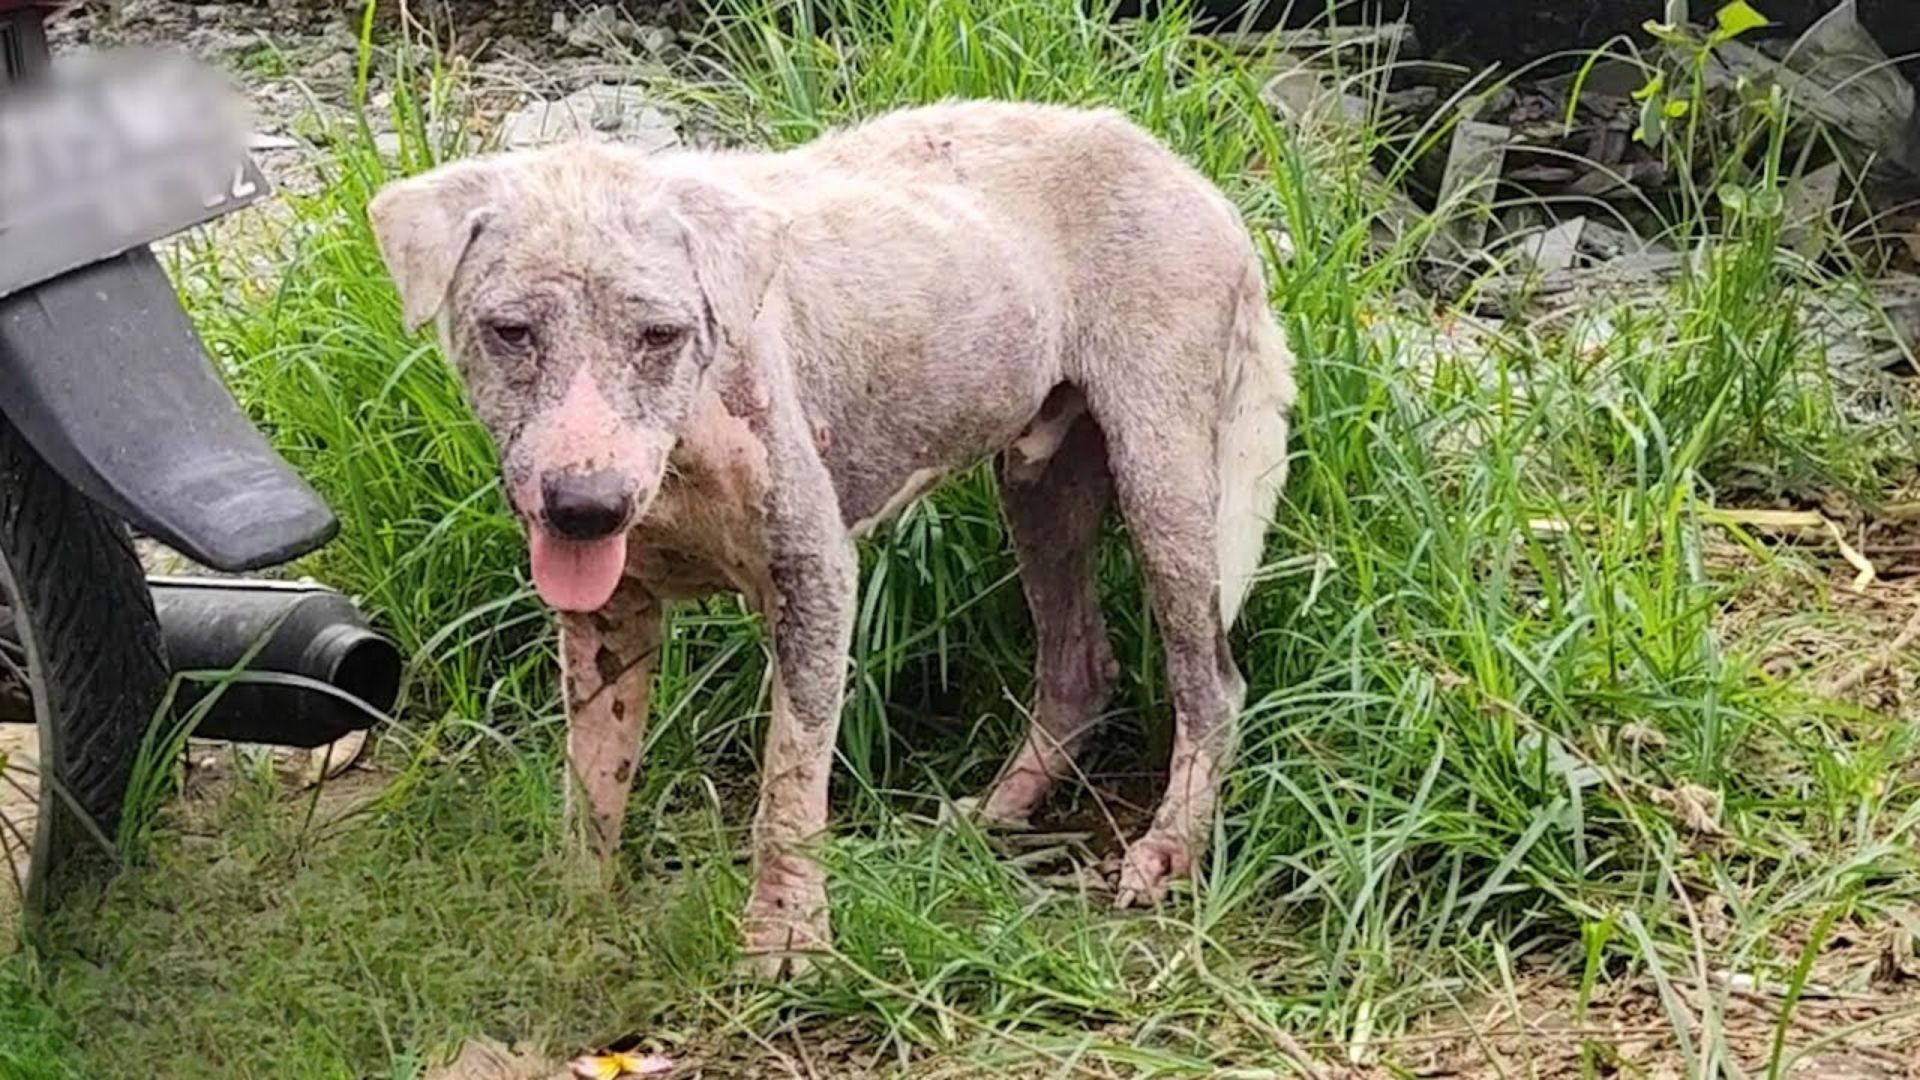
[[628, 386, 775, 600]]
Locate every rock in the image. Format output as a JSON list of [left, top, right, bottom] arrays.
[[1703, 1, 1920, 178], [1432, 120, 1511, 255], [1540, 57, 1646, 101], [565, 4, 643, 53], [1783, 162, 1844, 258], [1571, 218, 1669, 261], [1512, 217, 1584, 273], [1262, 67, 1368, 125], [636, 25, 673, 56], [306, 50, 355, 84], [499, 85, 678, 152], [322, 21, 360, 52], [1221, 21, 1417, 58], [1563, 157, 1666, 200]]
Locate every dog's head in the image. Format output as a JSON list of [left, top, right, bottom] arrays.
[[368, 145, 786, 612]]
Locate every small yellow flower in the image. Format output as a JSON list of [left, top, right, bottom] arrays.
[[568, 1051, 674, 1079]]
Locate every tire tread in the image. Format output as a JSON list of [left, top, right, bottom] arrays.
[[0, 414, 167, 854]]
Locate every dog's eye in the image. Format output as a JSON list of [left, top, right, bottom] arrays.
[[640, 324, 686, 350], [488, 321, 534, 349]]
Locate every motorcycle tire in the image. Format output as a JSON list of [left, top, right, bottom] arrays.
[[0, 410, 167, 915]]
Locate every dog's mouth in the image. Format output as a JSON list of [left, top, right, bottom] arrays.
[[528, 525, 630, 613]]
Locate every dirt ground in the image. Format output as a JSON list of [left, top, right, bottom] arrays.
[[0, 725, 37, 920]]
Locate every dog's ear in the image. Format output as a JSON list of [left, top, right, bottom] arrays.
[[663, 175, 789, 354], [368, 159, 502, 333]]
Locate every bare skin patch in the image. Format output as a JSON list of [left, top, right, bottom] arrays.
[[974, 408, 1116, 826], [558, 588, 661, 860]]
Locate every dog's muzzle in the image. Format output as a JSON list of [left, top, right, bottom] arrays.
[[540, 469, 633, 541]]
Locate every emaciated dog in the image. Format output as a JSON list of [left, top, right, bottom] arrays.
[[369, 100, 1294, 976]]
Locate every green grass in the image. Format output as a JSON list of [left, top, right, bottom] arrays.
[[8, 0, 1920, 1075]]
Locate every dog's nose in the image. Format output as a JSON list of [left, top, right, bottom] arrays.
[[540, 470, 633, 540]]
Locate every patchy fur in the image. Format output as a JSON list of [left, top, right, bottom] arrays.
[[368, 100, 1296, 974]]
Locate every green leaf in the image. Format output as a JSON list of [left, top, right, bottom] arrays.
[[1663, 97, 1691, 118], [1749, 186, 1784, 218], [1717, 182, 1749, 214], [1642, 19, 1693, 45], [1715, 1, 1769, 38], [1636, 98, 1666, 145], [1632, 71, 1666, 102]]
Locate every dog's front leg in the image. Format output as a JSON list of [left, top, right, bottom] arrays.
[[558, 585, 662, 862], [739, 468, 858, 979]]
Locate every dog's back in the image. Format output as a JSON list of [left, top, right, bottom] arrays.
[[785, 100, 1243, 266]]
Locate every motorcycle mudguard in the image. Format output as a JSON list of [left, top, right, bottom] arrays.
[[0, 246, 338, 572]]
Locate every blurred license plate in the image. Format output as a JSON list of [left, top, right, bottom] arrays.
[[0, 50, 268, 299]]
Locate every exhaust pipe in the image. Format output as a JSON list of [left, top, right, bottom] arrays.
[[148, 577, 400, 748]]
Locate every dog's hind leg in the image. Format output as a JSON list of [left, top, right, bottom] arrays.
[[970, 394, 1117, 826], [559, 585, 662, 862], [1086, 363, 1250, 909]]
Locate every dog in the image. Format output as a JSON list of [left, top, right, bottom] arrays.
[[369, 100, 1294, 975]]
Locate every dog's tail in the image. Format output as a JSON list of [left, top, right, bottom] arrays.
[[1215, 253, 1295, 628]]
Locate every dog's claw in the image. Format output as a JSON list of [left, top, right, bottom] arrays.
[[1114, 832, 1193, 908]]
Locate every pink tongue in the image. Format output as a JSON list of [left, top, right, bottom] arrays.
[[529, 528, 629, 612]]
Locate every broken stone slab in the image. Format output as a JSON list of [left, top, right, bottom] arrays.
[[1702, 1, 1920, 177], [1573, 217, 1672, 261], [1865, 276, 1920, 353], [1432, 120, 1511, 255], [1540, 57, 1650, 103], [1563, 157, 1668, 200], [1356, 164, 1442, 259], [1782, 161, 1844, 259], [1511, 217, 1585, 273], [1536, 251, 1687, 292], [1218, 21, 1417, 58], [498, 84, 679, 152], [1486, 214, 1680, 304], [563, 4, 643, 53], [1475, 248, 1688, 317], [1261, 67, 1370, 126]]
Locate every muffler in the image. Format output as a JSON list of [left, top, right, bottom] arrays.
[[148, 577, 400, 748]]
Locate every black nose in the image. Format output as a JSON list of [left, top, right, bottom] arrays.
[[541, 470, 633, 540]]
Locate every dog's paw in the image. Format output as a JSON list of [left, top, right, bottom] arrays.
[[939, 794, 1032, 831], [737, 912, 829, 981], [737, 868, 830, 981], [1114, 831, 1194, 908], [554, 830, 622, 890]]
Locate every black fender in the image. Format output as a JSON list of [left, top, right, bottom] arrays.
[[0, 246, 337, 572]]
